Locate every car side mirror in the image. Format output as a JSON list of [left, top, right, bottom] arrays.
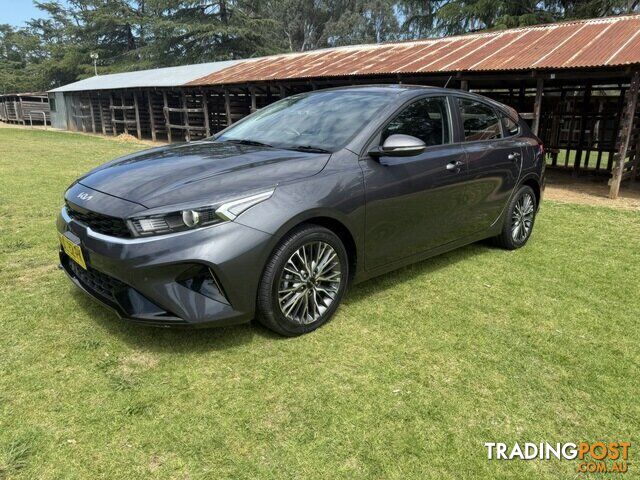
[[369, 134, 426, 160]]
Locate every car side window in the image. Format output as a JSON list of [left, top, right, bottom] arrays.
[[501, 115, 519, 137], [458, 98, 502, 141], [381, 97, 450, 147]]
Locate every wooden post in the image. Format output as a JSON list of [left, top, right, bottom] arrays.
[[631, 128, 640, 181], [224, 89, 232, 126], [250, 87, 257, 113], [88, 95, 96, 133], [460, 80, 469, 91], [98, 94, 106, 135], [279, 85, 286, 99], [109, 93, 115, 135], [608, 87, 627, 172], [147, 92, 156, 142], [201, 89, 210, 137], [549, 87, 565, 167], [77, 96, 86, 133], [120, 93, 128, 135], [532, 77, 544, 137], [133, 92, 142, 139], [182, 91, 190, 142], [609, 71, 640, 199], [18, 96, 25, 125], [163, 91, 172, 143], [594, 100, 605, 170], [574, 81, 592, 174], [518, 82, 526, 112]]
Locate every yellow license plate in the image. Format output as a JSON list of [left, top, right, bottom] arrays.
[[59, 232, 87, 270]]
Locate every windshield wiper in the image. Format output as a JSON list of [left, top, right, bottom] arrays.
[[223, 139, 273, 148], [285, 145, 332, 154]]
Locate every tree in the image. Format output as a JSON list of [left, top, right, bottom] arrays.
[[146, 0, 283, 63], [414, 0, 639, 36], [547, 0, 639, 17], [435, 1, 555, 35], [400, 0, 446, 38], [322, 0, 399, 46], [0, 24, 48, 92]]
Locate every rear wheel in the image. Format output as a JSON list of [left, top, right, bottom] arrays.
[[256, 225, 348, 336], [493, 185, 537, 250]]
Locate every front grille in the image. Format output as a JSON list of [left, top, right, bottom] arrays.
[[63, 256, 185, 324], [67, 259, 126, 302], [66, 203, 132, 238]]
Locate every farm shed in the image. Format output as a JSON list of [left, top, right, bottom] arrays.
[[47, 60, 249, 139], [36, 14, 640, 198], [0, 93, 50, 126]]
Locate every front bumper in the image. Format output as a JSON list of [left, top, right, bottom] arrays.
[[57, 206, 273, 327]]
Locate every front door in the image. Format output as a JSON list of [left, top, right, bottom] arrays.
[[361, 96, 470, 270]]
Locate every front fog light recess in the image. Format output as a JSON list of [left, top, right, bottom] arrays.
[[182, 210, 201, 227]]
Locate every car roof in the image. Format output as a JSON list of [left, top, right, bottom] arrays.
[[308, 84, 518, 117], [310, 84, 451, 95]]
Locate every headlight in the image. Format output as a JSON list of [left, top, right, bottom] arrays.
[[129, 189, 274, 237], [182, 210, 201, 227], [131, 206, 222, 236]]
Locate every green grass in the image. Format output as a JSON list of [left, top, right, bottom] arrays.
[[1, 127, 639, 479], [546, 149, 613, 170]]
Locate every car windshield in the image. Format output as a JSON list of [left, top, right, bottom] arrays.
[[215, 90, 393, 152]]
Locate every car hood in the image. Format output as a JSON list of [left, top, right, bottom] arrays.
[[77, 141, 330, 209]]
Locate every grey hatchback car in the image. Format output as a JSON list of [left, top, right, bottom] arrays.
[[57, 85, 544, 336]]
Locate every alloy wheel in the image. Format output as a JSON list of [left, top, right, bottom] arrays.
[[511, 192, 535, 243], [278, 241, 342, 325]]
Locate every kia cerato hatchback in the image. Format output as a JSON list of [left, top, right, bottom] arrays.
[[57, 85, 544, 336]]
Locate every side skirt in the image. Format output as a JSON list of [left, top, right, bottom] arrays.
[[353, 224, 501, 285]]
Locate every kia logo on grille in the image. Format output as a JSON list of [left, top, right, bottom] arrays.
[[77, 192, 94, 201]]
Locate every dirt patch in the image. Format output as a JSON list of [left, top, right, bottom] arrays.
[[118, 351, 159, 377], [545, 171, 640, 211], [16, 264, 59, 284], [115, 132, 140, 143], [148, 454, 163, 472]]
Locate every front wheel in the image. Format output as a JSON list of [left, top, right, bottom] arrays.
[[256, 224, 349, 336], [493, 185, 537, 250]]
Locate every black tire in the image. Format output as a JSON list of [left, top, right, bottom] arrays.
[[493, 185, 537, 250], [256, 224, 349, 336]]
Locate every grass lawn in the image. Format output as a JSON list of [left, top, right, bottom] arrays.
[[1, 127, 638, 479], [546, 149, 613, 171]]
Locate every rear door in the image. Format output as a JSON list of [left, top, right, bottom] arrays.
[[361, 95, 470, 270], [454, 97, 523, 237]]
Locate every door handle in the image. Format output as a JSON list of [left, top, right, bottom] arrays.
[[446, 160, 464, 171], [508, 152, 521, 161]]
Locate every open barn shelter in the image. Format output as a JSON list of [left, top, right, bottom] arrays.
[[42, 14, 640, 198], [0, 93, 50, 126]]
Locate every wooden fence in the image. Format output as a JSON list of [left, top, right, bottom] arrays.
[[0, 94, 50, 125]]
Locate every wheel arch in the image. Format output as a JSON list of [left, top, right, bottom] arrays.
[[266, 212, 359, 283], [520, 174, 541, 208]]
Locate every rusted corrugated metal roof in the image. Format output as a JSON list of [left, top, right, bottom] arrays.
[[188, 14, 640, 86]]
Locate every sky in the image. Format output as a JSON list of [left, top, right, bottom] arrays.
[[0, 0, 58, 27]]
